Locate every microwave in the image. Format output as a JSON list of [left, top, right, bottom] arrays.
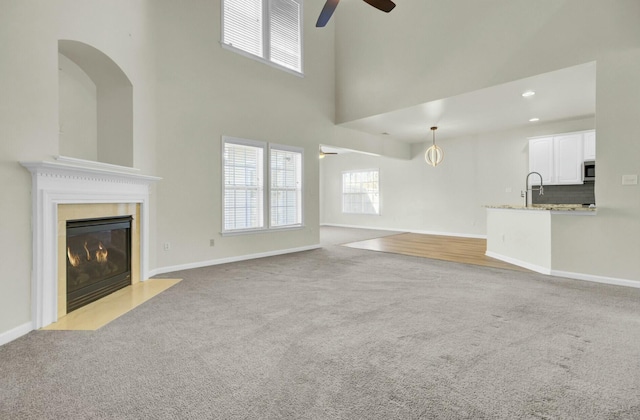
[[584, 161, 595, 182]]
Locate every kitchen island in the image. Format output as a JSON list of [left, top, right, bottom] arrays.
[[485, 205, 596, 274]]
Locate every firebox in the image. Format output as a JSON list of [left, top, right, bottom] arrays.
[[66, 216, 132, 312]]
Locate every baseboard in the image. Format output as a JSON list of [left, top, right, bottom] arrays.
[[0, 321, 33, 347], [485, 251, 552, 275], [149, 244, 322, 277], [551, 270, 640, 289], [320, 223, 486, 239], [485, 251, 640, 288]]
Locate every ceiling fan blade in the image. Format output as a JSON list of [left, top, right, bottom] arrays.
[[316, 0, 340, 27], [362, 0, 396, 13]]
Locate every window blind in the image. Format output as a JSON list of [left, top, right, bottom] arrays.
[[269, 0, 302, 72], [222, 0, 302, 74], [223, 141, 265, 231], [222, 0, 263, 58], [342, 170, 380, 215], [270, 148, 302, 227]]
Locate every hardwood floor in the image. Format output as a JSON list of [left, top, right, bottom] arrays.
[[343, 232, 529, 272]]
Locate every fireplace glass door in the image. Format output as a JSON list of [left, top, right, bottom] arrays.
[[66, 216, 132, 312]]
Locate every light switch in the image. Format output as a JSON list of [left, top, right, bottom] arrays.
[[622, 175, 638, 185]]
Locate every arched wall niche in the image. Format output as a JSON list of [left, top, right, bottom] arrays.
[[58, 40, 133, 167]]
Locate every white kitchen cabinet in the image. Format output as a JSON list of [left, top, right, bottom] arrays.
[[583, 131, 596, 160], [554, 133, 584, 184], [528, 131, 586, 185], [528, 137, 554, 185]]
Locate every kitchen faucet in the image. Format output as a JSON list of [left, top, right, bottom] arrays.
[[521, 172, 544, 207]]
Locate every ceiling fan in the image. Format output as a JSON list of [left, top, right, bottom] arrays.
[[319, 147, 338, 159], [316, 0, 396, 27]]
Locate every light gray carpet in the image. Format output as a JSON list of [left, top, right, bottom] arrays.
[[2, 233, 640, 419]]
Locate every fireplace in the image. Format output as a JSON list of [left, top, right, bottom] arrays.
[[21, 157, 161, 329], [66, 216, 132, 312]]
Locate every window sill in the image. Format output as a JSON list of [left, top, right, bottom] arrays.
[[221, 224, 305, 237], [342, 213, 381, 216], [220, 43, 304, 78]]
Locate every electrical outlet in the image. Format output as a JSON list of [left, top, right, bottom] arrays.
[[210, 239, 215, 247], [505, 187, 512, 193], [622, 174, 638, 185], [163, 242, 170, 251]]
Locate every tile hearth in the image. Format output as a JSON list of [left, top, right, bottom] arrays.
[[42, 279, 181, 330]]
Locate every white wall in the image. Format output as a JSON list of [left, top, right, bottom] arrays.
[[333, 0, 640, 282], [0, 0, 157, 337], [2, 0, 638, 341], [58, 53, 98, 161], [149, 0, 335, 269], [335, 0, 640, 124], [551, 50, 640, 281], [487, 209, 552, 273], [321, 118, 594, 237], [0, 0, 339, 341]]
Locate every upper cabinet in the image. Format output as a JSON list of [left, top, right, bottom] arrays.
[[528, 137, 554, 185], [529, 130, 594, 185], [583, 131, 596, 160], [554, 133, 584, 184]]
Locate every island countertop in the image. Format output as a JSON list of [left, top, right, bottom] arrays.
[[485, 204, 596, 213]]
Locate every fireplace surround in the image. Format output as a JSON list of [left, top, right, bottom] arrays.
[[21, 157, 160, 329]]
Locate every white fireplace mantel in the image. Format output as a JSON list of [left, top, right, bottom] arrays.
[[21, 157, 161, 329]]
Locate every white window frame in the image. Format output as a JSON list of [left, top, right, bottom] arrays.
[[222, 137, 267, 233], [221, 0, 304, 76], [222, 136, 304, 235], [269, 143, 304, 229], [342, 169, 381, 215]]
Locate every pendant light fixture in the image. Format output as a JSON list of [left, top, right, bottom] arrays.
[[424, 126, 444, 167]]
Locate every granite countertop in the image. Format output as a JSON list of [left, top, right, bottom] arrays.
[[486, 204, 597, 212]]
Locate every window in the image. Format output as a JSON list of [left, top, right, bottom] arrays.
[[223, 139, 265, 231], [222, 0, 303, 74], [223, 137, 303, 233], [270, 146, 302, 227], [342, 170, 380, 215]]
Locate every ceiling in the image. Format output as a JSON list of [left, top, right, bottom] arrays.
[[339, 62, 596, 144]]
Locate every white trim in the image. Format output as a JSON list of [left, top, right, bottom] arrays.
[[220, 0, 304, 77], [269, 144, 304, 228], [320, 223, 487, 239], [222, 137, 305, 233], [220, 43, 304, 78], [149, 244, 321, 277], [550, 270, 640, 289], [486, 250, 640, 288], [222, 137, 267, 233], [341, 169, 381, 215], [22, 159, 159, 182], [220, 224, 304, 236], [0, 322, 33, 347], [222, 135, 267, 149], [20, 160, 161, 329], [485, 250, 552, 275], [54, 155, 141, 173]]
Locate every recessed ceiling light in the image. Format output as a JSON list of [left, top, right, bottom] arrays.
[[522, 91, 536, 97], [529, 118, 540, 122]]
